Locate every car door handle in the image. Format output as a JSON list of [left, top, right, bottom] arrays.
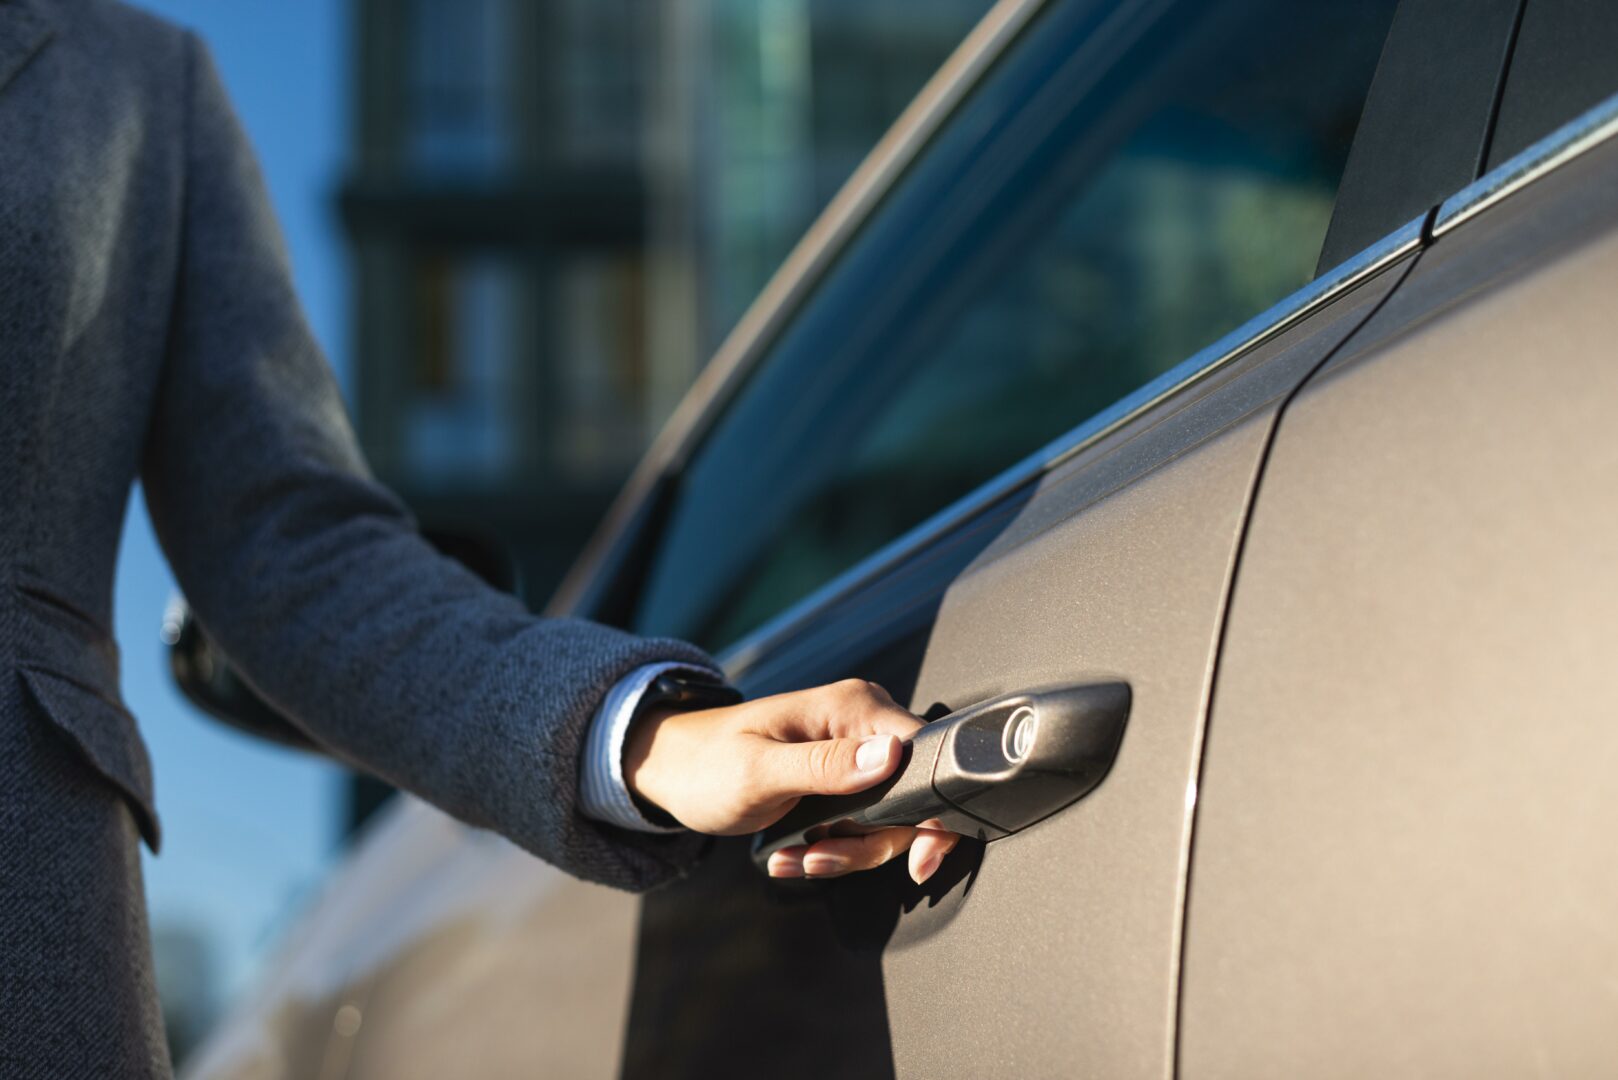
[[751, 682, 1131, 872]]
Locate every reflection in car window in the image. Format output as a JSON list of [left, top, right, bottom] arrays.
[[635, 0, 1399, 650]]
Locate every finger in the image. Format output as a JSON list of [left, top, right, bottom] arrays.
[[767, 846, 809, 879], [908, 821, 960, 885], [755, 679, 921, 742], [801, 826, 916, 878], [753, 731, 902, 803]]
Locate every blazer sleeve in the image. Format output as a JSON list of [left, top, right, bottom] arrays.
[[140, 34, 715, 891]]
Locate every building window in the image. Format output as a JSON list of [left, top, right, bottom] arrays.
[[407, 0, 511, 177], [552, 254, 649, 482], [404, 253, 518, 487], [555, 0, 654, 164]]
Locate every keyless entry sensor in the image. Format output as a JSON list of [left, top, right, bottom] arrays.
[[751, 682, 1131, 871]]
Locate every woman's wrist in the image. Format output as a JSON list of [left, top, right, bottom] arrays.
[[624, 704, 683, 827]]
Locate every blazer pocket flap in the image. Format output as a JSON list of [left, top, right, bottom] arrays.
[[19, 666, 161, 852]]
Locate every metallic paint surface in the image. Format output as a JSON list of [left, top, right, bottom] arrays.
[[1179, 132, 1618, 1078], [872, 262, 1409, 1078], [182, 798, 638, 1080]]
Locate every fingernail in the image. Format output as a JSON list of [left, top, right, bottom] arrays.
[[768, 852, 804, 878], [803, 853, 847, 877], [855, 734, 894, 774], [912, 852, 942, 885]]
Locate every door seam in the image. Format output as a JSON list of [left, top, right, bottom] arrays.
[[1167, 233, 1428, 1078], [1476, 0, 1532, 175]]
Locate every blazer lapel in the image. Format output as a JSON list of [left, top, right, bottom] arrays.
[[0, 0, 56, 100]]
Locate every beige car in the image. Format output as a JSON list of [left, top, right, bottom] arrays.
[[182, 0, 1618, 1075]]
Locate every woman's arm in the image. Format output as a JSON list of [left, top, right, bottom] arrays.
[[141, 34, 954, 889]]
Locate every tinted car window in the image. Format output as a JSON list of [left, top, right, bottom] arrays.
[[636, 0, 1398, 650]]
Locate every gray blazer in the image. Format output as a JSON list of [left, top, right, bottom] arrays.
[[0, 1, 711, 1074]]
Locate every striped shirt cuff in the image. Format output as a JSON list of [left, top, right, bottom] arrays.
[[578, 661, 723, 834]]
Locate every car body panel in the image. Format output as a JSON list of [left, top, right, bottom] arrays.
[[880, 256, 1411, 1079], [619, 0, 1421, 1063], [1179, 120, 1618, 1078], [618, 245, 1414, 1079], [183, 799, 637, 1080]]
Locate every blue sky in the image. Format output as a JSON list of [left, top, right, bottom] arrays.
[[120, 0, 350, 999]]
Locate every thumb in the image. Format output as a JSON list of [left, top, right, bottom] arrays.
[[757, 732, 902, 802]]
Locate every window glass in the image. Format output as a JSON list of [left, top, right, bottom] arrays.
[[636, 0, 1398, 650], [406, 0, 511, 177], [554, 0, 654, 165], [697, 0, 991, 350], [551, 254, 651, 483], [398, 251, 653, 492], [404, 254, 517, 487]]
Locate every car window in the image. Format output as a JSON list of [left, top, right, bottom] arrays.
[[634, 0, 1399, 651]]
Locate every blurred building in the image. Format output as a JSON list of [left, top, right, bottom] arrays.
[[335, 0, 988, 825], [151, 920, 220, 1064], [648, 0, 994, 412], [341, 0, 654, 596]]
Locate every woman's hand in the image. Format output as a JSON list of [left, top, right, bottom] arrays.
[[624, 679, 960, 884]]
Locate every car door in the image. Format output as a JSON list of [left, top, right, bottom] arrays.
[[1179, 4, 1618, 1074], [547, 1, 1483, 1075]]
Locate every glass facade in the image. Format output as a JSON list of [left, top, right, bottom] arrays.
[[405, 0, 511, 177], [553, 0, 654, 164], [346, 0, 650, 604], [342, 0, 991, 603], [402, 253, 518, 485], [684, 0, 993, 359]]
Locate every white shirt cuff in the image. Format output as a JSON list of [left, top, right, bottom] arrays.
[[578, 661, 724, 834]]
